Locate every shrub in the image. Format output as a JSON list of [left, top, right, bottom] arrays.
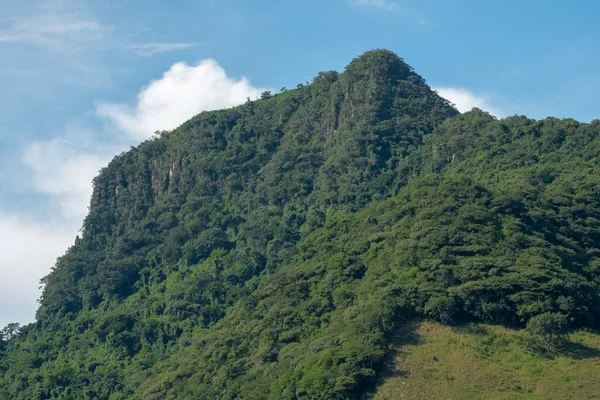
[[525, 312, 569, 352]]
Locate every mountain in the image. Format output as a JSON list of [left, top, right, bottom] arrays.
[[2, 50, 600, 399]]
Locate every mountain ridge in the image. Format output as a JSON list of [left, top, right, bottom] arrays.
[[2, 50, 600, 400]]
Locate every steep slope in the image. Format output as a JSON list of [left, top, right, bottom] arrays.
[[2, 50, 600, 400], [148, 160, 600, 399], [0, 50, 457, 399]]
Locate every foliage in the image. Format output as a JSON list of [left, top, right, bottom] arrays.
[[525, 312, 569, 351]]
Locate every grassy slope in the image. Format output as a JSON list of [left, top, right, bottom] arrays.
[[372, 322, 600, 400]]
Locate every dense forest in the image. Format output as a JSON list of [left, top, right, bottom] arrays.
[[2, 50, 600, 399]]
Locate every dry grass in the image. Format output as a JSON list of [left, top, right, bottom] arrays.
[[371, 321, 600, 400]]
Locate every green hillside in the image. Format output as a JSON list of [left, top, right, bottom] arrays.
[[372, 321, 600, 400], [1, 50, 600, 399]]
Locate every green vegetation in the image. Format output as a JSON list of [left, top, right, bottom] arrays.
[[525, 312, 570, 352], [1, 49, 600, 399], [373, 321, 600, 400]]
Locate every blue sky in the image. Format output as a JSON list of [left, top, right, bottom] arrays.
[[1, 0, 599, 327]]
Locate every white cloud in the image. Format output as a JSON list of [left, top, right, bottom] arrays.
[[350, 0, 400, 11], [97, 59, 267, 140], [0, 215, 75, 327], [22, 137, 112, 222], [434, 87, 503, 117], [130, 42, 198, 57], [0, 13, 106, 49], [0, 135, 112, 327], [1, 138, 109, 328]]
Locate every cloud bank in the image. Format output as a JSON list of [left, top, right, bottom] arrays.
[[22, 138, 111, 222], [0, 216, 74, 328], [97, 59, 267, 140], [434, 87, 503, 117]]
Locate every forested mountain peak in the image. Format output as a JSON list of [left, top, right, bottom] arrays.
[[343, 49, 416, 86], [3, 50, 600, 400], [335, 49, 441, 125]]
